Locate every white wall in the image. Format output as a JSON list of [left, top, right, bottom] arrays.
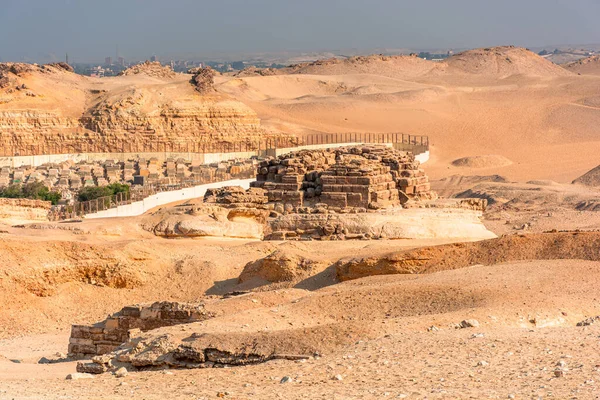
[[0, 143, 430, 168], [85, 178, 254, 219], [416, 151, 430, 164]]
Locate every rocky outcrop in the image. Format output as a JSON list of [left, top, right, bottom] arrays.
[[149, 206, 268, 239], [77, 332, 312, 373], [0, 198, 51, 222], [0, 62, 286, 156], [335, 231, 600, 281], [190, 67, 216, 93], [268, 206, 494, 241], [238, 250, 319, 283]]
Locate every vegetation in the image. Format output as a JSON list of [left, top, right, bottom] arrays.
[[0, 182, 62, 205], [77, 183, 130, 202]]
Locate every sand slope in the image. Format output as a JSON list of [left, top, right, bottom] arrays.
[[563, 55, 600, 76], [216, 46, 600, 183]]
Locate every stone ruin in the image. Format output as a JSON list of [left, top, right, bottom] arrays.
[[250, 145, 435, 211], [69, 301, 212, 360], [171, 145, 444, 241], [118, 61, 176, 78], [1, 157, 257, 204]]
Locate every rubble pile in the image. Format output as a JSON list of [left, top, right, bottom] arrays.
[[69, 302, 213, 359], [203, 186, 268, 207], [118, 61, 176, 78]]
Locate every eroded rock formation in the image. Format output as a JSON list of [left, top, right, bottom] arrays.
[[0, 61, 286, 156], [190, 67, 216, 93]]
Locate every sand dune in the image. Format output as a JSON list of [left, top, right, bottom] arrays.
[[439, 46, 572, 78], [215, 46, 600, 183], [563, 55, 600, 75]]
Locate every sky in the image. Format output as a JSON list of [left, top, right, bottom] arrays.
[[0, 0, 599, 63]]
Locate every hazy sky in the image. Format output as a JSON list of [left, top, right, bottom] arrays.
[[1, 0, 599, 62]]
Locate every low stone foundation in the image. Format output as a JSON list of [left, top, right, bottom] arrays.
[[68, 301, 213, 357]]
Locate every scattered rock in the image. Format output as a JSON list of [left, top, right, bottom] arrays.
[[459, 319, 480, 328], [66, 373, 95, 380], [576, 315, 600, 326], [333, 374, 343, 381], [554, 360, 568, 377], [280, 376, 292, 384], [114, 367, 128, 378]]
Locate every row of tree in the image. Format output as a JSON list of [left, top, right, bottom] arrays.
[[0, 182, 131, 205], [0, 182, 62, 205], [76, 182, 130, 202]]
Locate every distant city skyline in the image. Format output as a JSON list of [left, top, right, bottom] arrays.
[[1, 0, 600, 63]]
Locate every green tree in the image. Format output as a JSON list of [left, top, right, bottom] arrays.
[[106, 182, 130, 196], [0, 184, 24, 198], [77, 183, 130, 202], [0, 182, 61, 205], [77, 186, 114, 202]]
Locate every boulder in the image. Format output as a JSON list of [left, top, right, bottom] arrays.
[[238, 250, 319, 283]]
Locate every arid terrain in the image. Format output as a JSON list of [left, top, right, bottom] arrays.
[[2, 46, 600, 399]]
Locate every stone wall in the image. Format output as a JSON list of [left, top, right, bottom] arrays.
[[68, 301, 213, 358], [251, 146, 436, 212]]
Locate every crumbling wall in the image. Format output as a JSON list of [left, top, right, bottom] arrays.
[[251, 145, 435, 212], [68, 301, 213, 357]]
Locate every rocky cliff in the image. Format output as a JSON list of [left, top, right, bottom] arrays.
[[0, 62, 279, 156]]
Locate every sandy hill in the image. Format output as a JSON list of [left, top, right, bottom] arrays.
[[241, 46, 572, 81], [285, 54, 439, 80], [563, 55, 600, 75], [439, 46, 573, 78], [214, 45, 600, 183], [573, 164, 600, 186]]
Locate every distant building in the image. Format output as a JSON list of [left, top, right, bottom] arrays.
[[105, 57, 112, 65], [117, 57, 125, 67], [150, 55, 157, 62]]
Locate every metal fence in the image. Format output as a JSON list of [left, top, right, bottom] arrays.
[[0, 132, 428, 157]]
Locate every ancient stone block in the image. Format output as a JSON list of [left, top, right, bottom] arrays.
[[77, 362, 108, 374], [321, 193, 347, 208], [140, 308, 161, 320], [104, 318, 119, 330], [121, 306, 141, 317], [68, 343, 97, 355]]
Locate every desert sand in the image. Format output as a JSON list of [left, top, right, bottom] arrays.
[[2, 46, 600, 399]]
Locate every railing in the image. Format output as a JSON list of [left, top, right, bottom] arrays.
[[49, 172, 257, 220], [46, 132, 429, 220], [0, 132, 429, 157]]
